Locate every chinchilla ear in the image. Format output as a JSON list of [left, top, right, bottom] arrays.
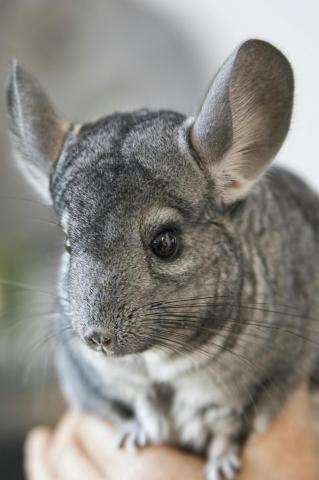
[[6, 61, 70, 203], [190, 39, 294, 204]]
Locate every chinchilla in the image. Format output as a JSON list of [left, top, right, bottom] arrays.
[[6, 39, 319, 480]]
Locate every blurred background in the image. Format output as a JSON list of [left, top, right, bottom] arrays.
[[0, 1, 318, 478]]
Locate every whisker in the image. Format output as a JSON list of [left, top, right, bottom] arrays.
[[134, 329, 273, 417], [22, 324, 74, 383], [143, 310, 319, 337], [141, 295, 300, 312], [141, 320, 300, 413], [0, 195, 51, 209], [140, 316, 312, 377], [0, 278, 69, 303]]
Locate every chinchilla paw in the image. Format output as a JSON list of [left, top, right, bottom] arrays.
[[115, 419, 151, 451], [142, 412, 171, 444], [204, 450, 241, 480]]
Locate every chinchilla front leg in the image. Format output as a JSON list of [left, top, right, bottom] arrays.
[[175, 398, 244, 480], [117, 391, 172, 450]]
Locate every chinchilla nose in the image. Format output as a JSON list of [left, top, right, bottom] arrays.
[[83, 328, 113, 351]]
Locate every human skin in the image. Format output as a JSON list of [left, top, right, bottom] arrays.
[[24, 385, 319, 480]]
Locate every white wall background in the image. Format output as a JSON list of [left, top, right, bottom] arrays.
[[137, 0, 319, 189]]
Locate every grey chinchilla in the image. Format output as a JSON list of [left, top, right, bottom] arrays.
[[6, 40, 319, 480]]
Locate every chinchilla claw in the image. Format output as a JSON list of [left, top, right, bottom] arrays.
[[204, 452, 241, 480], [115, 419, 150, 451]]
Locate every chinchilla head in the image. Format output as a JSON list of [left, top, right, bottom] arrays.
[[6, 40, 293, 357]]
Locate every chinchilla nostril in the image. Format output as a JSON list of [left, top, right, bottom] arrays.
[[100, 335, 112, 347], [84, 331, 113, 350]]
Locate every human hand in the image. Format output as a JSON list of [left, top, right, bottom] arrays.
[[25, 384, 319, 480], [239, 384, 319, 480], [24, 410, 204, 480]]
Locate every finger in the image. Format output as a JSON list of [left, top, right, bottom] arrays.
[[240, 385, 319, 480], [51, 411, 81, 447], [75, 415, 119, 473], [24, 427, 57, 480], [49, 411, 81, 465], [76, 414, 207, 480], [54, 437, 105, 480], [48, 411, 104, 480]]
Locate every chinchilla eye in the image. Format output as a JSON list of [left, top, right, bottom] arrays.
[[64, 237, 72, 254], [151, 230, 178, 259]]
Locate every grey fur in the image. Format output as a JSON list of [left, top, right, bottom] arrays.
[[6, 40, 319, 479]]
